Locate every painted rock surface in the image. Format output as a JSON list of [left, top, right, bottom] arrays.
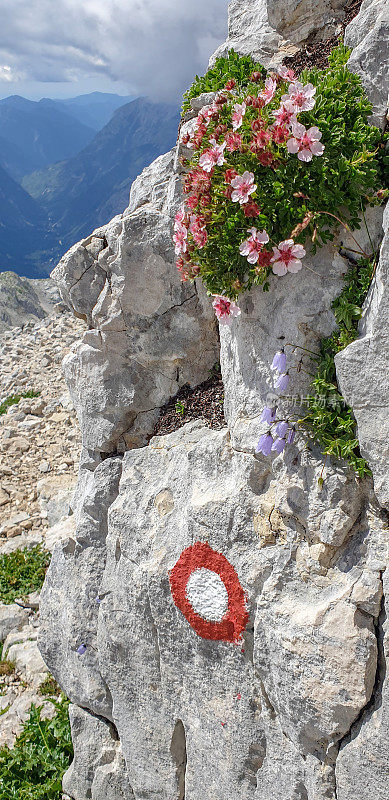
[[38, 1, 389, 799]]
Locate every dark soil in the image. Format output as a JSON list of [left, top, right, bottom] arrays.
[[285, 0, 363, 72], [153, 365, 225, 436]]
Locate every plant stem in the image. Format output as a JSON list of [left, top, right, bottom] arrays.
[[315, 210, 370, 256]]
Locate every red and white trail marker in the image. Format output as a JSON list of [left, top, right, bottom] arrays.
[[169, 541, 249, 643]]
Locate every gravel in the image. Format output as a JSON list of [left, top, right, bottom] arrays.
[[153, 365, 225, 436]]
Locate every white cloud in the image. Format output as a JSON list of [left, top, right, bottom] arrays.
[[0, 0, 228, 100], [0, 65, 23, 83]]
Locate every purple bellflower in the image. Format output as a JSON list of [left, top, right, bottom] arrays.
[[271, 437, 286, 454], [261, 406, 277, 424], [275, 372, 290, 392], [271, 349, 287, 373], [255, 433, 273, 456], [276, 420, 289, 438]]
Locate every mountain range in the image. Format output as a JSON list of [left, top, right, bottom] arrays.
[[23, 98, 180, 254], [0, 163, 50, 273], [0, 93, 179, 278]]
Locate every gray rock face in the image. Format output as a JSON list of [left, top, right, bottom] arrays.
[[336, 203, 389, 509], [41, 422, 387, 799], [63, 705, 133, 800], [0, 603, 29, 641], [267, 0, 346, 43], [345, 0, 389, 128], [209, 0, 293, 68], [209, 0, 354, 68], [39, 456, 123, 720], [220, 207, 384, 454], [53, 150, 218, 454], [0, 272, 61, 333], [336, 569, 389, 800], [39, 1, 389, 798]]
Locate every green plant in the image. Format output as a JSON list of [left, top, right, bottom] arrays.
[[175, 400, 186, 416], [0, 659, 15, 677], [38, 676, 61, 697], [300, 255, 376, 476], [182, 50, 264, 113], [0, 696, 73, 799], [0, 546, 51, 605], [0, 391, 40, 417], [177, 45, 384, 299]]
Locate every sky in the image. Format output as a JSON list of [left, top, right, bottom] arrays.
[[0, 0, 228, 102]]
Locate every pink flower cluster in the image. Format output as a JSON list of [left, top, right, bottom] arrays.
[[174, 206, 207, 280], [174, 65, 326, 308], [239, 230, 306, 276]]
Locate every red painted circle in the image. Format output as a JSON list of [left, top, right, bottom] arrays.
[[169, 542, 249, 643]]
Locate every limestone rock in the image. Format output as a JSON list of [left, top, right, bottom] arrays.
[[0, 532, 43, 555], [38, 457, 124, 720], [336, 203, 389, 508], [37, 1, 389, 796], [345, 0, 389, 128], [44, 515, 76, 552], [0, 689, 56, 748], [0, 310, 83, 540], [267, 0, 346, 43], [40, 421, 385, 798], [335, 568, 388, 800], [37, 474, 76, 526], [63, 705, 133, 800], [52, 239, 107, 324], [3, 622, 48, 683], [210, 0, 291, 68], [0, 603, 30, 641], [0, 271, 60, 334], [54, 152, 218, 454]]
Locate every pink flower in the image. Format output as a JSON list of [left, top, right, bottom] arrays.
[[198, 140, 226, 172], [212, 295, 241, 325], [190, 216, 208, 248], [173, 223, 188, 255], [271, 124, 290, 144], [243, 201, 261, 218], [208, 102, 221, 120], [260, 77, 277, 106], [282, 82, 316, 113], [271, 239, 306, 276], [250, 128, 272, 150], [239, 228, 270, 264], [287, 122, 325, 162], [232, 102, 246, 131], [225, 131, 243, 152], [174, 207, 186, 229], [277, 65, 297, 83], [272, 105, 297, 127], [192, 226, 207, 247], [230, 171, 257, 205], [186, 194, 199, 211]]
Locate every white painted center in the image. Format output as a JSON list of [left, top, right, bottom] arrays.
[[185, 568, 229, 622]]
